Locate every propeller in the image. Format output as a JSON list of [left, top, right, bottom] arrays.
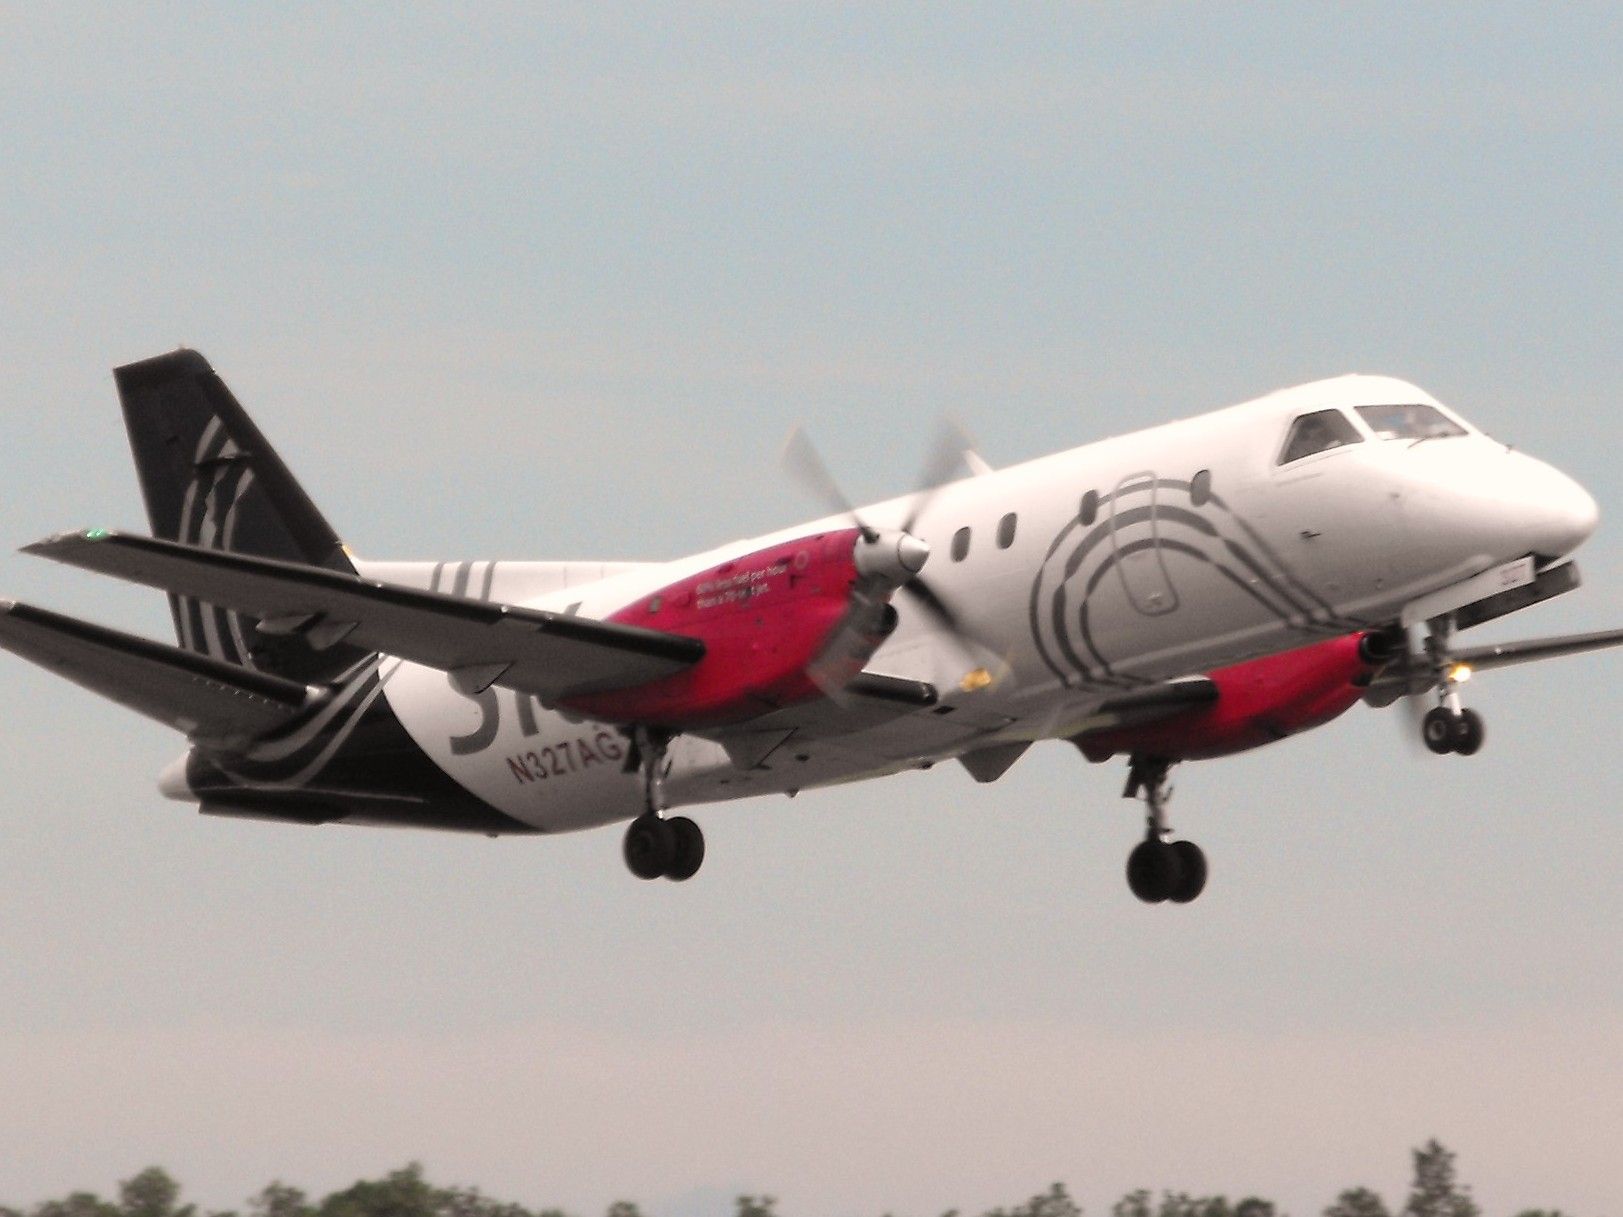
[[781, 427, 879, 543], [781, 420, 1003, 697]]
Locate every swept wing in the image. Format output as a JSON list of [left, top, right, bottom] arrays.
[[26, 530, 704, 703]]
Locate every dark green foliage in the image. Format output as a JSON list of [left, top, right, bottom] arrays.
[[31, 1199, 120, 1217], [245, 1185, 312, 1217], [1107, 1190, 1274, 1217], [305, 1166, 572, 1217], [0, 1141, 1579, 1217], [117, 1170, 194, 1217], [316, 1165, 439, 1217], [980, 1181, 1082, 1217], [1401, 1141, 1479, 1217], [435, 1184, 546, 1217], [1153, 1193, 1235, 1217], [1326, 1188, 1391, 1217], [7, 1165, 576, 1217]]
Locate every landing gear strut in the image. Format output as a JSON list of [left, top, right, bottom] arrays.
[[1122, 756, 1207, 905], [1419, 616, 1486, 757], [621, 727, 705, 882]]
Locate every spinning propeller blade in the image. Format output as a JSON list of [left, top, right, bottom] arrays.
[[898, 574, 963, 637], [899, 417, 977, 536], [781, 427, 878, 542], [782, 421, 1007, 697]]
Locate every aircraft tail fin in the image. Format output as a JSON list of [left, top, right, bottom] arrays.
[[113, 349, 364, 682]]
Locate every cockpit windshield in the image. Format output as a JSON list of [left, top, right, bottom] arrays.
[[1278, 409, 1362, 465], [1355, 403, 1467, 442]]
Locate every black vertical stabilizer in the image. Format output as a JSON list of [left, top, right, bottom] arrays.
[[114, 349, 366, 683]]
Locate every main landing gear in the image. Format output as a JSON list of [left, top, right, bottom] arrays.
[[1418, 617, 1486, 757], [1122, 756, 1207, 905], [621, 727, 706, 882]]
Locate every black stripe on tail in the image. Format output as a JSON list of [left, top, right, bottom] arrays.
[[114, 349, 367, 685]]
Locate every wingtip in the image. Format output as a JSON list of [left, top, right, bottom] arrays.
[[21, 528, 121, 558]]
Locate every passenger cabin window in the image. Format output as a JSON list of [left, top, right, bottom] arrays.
[[997, 513, 1017, 549], [1279, 409, 1362, 465], [1190, 469, 1212, 506], [1079, 490, 1099, 525], [951, 526, 972, 561], [1356, 403, 1467, 442]]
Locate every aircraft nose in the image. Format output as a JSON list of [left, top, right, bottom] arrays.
[[1504, 453, 1599, 559]]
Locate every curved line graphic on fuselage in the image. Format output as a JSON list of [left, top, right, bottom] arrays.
[[1029, 476, 1361, 689]]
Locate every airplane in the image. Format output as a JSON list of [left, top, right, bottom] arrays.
[[3, 349, 1620, 904]]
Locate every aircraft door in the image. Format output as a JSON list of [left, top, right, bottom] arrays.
[[1109, 471, 1180, 617]]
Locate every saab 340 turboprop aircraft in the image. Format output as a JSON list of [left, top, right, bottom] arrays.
[[3, 350, 1620, 903]]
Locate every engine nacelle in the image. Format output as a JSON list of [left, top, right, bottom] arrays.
[[560, 527, 891, 729], [1076, 632, 1383, 763]]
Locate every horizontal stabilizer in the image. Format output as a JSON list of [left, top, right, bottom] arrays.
[[0, 599, 317, 744], [26, 530, 705, 704]]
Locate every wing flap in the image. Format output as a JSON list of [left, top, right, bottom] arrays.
[[25, 530, 705, 703], [0, 599, 316, 743], [1068, 678, 1220, 737], [707, 670, 939, 768]]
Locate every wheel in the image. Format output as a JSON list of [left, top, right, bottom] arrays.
[[1126, 838, 1183, 904], [1422, 707, 1458, 755], [663, 815, 705, 881], [1451, 708, 1484, 756], [1168, 840, 1208, 904], [623, 814, 675, 880]]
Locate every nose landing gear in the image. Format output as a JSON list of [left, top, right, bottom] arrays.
[[1419, 617, 1486, 757], [621, 727, 706, 881], [1421, 705, 1485, 755], [1122, 756, 1207, 905]]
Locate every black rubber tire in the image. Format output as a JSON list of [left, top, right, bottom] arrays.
[[1451, 708, 1485, 757], [663, 815, 705, 881], [1422, 707, 1458, 755], [623, 814, 675, 880], [1168, 840, 1208, 904], [1126, 838, 1182, 904]]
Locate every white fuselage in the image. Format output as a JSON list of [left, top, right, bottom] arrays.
[[358, 374, 1595, 833]]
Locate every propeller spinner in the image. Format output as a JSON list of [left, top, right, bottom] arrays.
[[781, 421, 997, 690]]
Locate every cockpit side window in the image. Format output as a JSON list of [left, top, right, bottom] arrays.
[[1278, 409, 1362, 465], [1355, 403, 1467, 441]]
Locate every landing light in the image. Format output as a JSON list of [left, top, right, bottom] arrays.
[[1448, 662, 1473, 683], [960, 667, 994, 693]]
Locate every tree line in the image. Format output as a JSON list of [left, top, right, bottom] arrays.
[[0, 1141, 1579, 1217]]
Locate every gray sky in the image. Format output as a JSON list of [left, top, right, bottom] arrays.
[[1, 5, 1620, 1216]]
